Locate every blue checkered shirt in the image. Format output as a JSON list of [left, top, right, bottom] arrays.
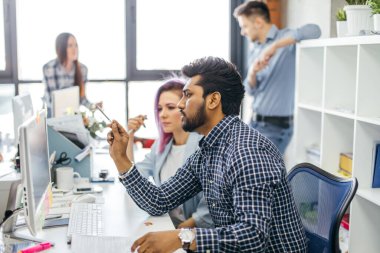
[[42, 58, 90, 109], [120, 115, 307, 252]]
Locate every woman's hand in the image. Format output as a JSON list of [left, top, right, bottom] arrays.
[[127, 115, 147, 136], [178, 217, 196, 228]]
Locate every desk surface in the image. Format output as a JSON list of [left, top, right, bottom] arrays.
[[3, 154, 174, 252]]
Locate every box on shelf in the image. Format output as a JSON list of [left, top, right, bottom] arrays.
[[372, 143, 380, 188]]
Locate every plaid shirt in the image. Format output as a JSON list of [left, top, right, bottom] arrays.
[[120, 115, 307, 252], [42, 58, 90, 109]]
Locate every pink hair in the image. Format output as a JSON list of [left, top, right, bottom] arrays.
[[154, 78, 185, 153]]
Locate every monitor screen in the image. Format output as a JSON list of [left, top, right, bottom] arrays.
[[51, 86, 80, 118], [19, 109, 51, 236], [12, 93, 34, 145]]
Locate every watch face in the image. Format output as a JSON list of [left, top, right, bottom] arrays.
[[180, 229, 195, 242]]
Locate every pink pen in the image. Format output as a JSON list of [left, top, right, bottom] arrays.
[[18, 242, 53, 253]]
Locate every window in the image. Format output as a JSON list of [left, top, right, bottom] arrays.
[[0, 0, 14, 82], [16, 0, 125, 81], [128, 81, 161, 139], [0, 0, 6, 71], [128, 0, 232, 80], [0, 84, 16, 153]]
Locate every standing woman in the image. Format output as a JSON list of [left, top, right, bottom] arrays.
[[42, 32, 100, 116], [127, 78, 213, 229]]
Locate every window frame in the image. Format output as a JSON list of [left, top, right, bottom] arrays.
[[0, 0, 17, 85], [126, 0, 244, 81]]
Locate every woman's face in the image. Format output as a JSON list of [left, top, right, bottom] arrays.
[[157, 90, 183, 133], [66, 36, 78, 63]]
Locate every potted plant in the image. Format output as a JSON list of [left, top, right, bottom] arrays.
[[336, 8, 348, 37], [344, 0, 372, 35], [368, 0, 380, 31]]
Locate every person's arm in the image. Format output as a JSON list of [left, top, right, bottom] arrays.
[[108, 120, 202, 215], [127, 147, 281, 252], [246, 58, 268, 89], [134, 141, 158, 179], [258, 24, 321, 73], [42, 63, 54, 107], [107, 120, 133, 174]]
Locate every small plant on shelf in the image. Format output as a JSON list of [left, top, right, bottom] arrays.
[[368, 0, 380, 14], [336, 8, 347, 21]]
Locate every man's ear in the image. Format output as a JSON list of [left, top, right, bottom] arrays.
[[207, 92, 222, 110], [253, 16, 264, 29]]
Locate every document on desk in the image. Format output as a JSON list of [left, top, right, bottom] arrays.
[[47, 115, 90, 146], [71, 235, 131, 253]]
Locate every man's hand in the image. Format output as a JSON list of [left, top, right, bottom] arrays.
[[178, 217, 196, 229], [259, 42, 277, 65], [247, 58, 268, 88], [131, 230, 182, 253], [107, 120, 133, 174]]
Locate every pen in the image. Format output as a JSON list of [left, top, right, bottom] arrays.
[[96, 105, 111, 122], [18, 242, 53, 253]]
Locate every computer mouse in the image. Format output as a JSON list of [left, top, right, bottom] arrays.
[[73, 194, 97, 203]]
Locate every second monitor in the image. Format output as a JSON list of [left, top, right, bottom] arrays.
[[51, 86, 80, 118]]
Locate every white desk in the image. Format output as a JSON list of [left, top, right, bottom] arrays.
[[3, 154, 174, 252]]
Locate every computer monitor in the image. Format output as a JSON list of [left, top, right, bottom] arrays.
[[19, 109, 52, 236], [51, 86, 80, 118], [12, 93, 34, 145]]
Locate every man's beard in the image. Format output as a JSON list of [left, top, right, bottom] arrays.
[[182, 101, 207, 132]]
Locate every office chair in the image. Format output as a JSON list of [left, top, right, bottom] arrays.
[[287, 163, 358, 253]]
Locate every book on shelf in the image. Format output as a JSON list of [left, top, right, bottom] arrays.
[[372, 142, 380, 188], [339, 152, 352, 175]]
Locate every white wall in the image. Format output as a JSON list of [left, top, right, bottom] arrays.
[[282, 0, 346, 38], [283, 0, 331, 38]]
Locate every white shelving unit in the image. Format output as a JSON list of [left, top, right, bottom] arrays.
[[293, 35, 380, 253]]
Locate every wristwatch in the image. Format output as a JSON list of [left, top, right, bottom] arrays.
[[178, 228, 195, 253]]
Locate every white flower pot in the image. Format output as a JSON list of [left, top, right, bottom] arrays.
[[344, 5, 372, 36], [336, 21, 348, 37], [374, 14, 380, 31]]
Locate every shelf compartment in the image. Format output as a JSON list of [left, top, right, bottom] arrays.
[[349, 196, 380, 253], [356, 44, 380, 118], [324, 45, 357, 114], [295, 108, 322, 166], [321, 114, 354, 175], [353, 121, 380, 189], [296, 47, 324, 107]]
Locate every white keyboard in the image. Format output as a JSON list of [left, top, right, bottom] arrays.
[[67, 203, 104, 243]]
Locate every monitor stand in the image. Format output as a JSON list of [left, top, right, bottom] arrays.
[[0, 182, 49, 245], [2, 209, 46, 244]]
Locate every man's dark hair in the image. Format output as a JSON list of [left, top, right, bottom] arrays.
[[181, 57, 245, 116], [233, 1, 271, 23]]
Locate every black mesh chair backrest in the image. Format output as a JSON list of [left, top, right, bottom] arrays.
[[287, 163, 358, 253]]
